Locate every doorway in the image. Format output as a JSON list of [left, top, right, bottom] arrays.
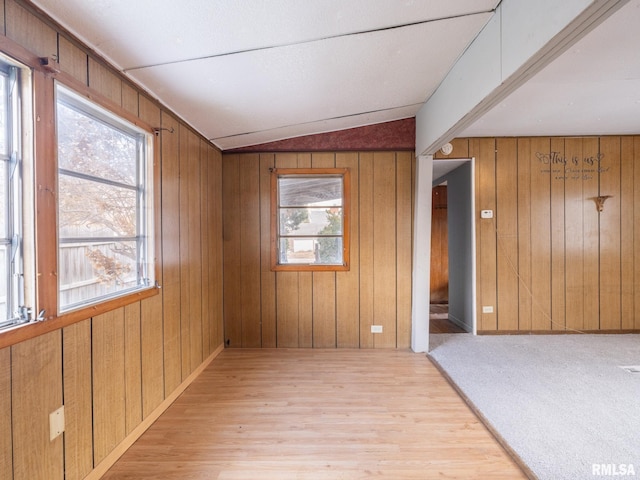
[[429, 159, 476, 335]]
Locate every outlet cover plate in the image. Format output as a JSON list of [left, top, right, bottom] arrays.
[[371, 325, 383, 333], [50, 405, 65, 441]]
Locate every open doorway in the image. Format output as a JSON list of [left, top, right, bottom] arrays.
[[429, 159, 476, 335]]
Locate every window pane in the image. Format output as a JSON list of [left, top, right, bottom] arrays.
[[58, 175, 136, 238], [0, 74, 7, 156], [0, 161, 6, 239], [0, 245, 6, 323], [57, 101, 137, 186], [279, 207, 342, 236], [59, 240, 138, 308], [279, 177, 342, 207], [278, 237, 343, 265]]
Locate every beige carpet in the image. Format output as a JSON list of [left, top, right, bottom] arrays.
[[429, 333, 640, 480]]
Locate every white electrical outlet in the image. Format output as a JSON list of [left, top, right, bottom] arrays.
[[50, 405, 65, 441], [371, 325, 383, 333], [481, 210, 494, 219], [482, 306, 494, 314]]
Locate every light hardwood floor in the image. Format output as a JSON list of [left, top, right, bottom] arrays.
[[103, 349, 526, 479]]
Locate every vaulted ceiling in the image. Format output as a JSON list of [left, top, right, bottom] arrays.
[[30, 0, 639, 151]]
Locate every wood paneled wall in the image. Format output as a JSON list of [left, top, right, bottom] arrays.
[[0, 1, 224, 479], [222, 152, 414, 348], [438, 136, 640, 333]]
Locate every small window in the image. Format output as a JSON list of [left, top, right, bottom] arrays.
[[271, 168, 349, 271], [55, 84, 154, 313], [0, 55, 34, 331]]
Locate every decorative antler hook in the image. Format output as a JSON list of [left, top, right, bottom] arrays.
[[594, 195, 612, 212]]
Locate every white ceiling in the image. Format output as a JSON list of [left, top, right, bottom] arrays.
[[30, 0, 640, 150], [31, 0, 498, 149], [460, 0, 640, 138]]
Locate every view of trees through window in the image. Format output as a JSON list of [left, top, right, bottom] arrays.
[[56, 85, 152, 311]]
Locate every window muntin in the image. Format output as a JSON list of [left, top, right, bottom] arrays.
[[56, 84, 154, 313], [272, 168, 349, 271]]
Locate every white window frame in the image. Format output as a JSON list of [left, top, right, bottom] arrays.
[[55, 83, 154, 314], [0, 53, 35, 332]]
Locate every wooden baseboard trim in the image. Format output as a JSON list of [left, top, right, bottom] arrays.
[[85, 344, 225, 480], [478, 329, 640, 335], [426, 354, 537, 480]]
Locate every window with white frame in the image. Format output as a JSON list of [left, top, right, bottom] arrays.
[[55, 84, 154, 313], [0, 55, 33, 331], [271, 168, 350, 271]]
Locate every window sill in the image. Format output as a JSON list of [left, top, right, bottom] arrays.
[[271, 263, 350, 272], [0, 285, 160, 349]]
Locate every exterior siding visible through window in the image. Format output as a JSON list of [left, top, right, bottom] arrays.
[[271, 168, 350, 271], [55, 83, 155, 313]]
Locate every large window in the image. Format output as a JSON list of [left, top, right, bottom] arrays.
[[0, 56, 33, 331], [56, 84, 154, 313], [271, 168, 350, 271]]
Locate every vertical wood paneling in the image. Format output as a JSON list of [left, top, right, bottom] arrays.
[[620, 138, 634, 329], [550, 138, 566, 330], [495, 138, 519, 330], [529, 137, 552, 330], [298, 272, 313, 347], [141, 294, 164, 417], [276, 272, 299, 347], [359, 152, 375, 348], [123, 303, 142, 433], [476, 138, 497, 331], [0, 0, 5, 36], [188, 131, 203, 370], [12, 331, 63, 480], [92, 309, 126, 464], [179, 125, 193, 364], [373, 152, 397, 348], [336, 152, 360, 348], [0, 347, 12, 480], [297, 154, 314, 347], [274, 153, 301, 347], [599, 136, 621, 329], [312, 272, 336, 348], [430, 186, 448, 303], [160, 114, 182, 395], [583, 138, 600, 330], [223, 154, 241, 347], [239, 154, 262, 347], [260, 154, 277, 347], [88, 58, 122, 106], [58, 36, 88, 85], [396, 152, 413, 348], [138, 95, 160, 127], [564, 138, 585, 330], [200, 144, 211, 356], [62, 320, 93, 480], [209, 147, 225, 349], [5, 0, 57, 58], [121, 83, 139, 117], [516, 138, 532, 330], [311, 153, 336, 347]]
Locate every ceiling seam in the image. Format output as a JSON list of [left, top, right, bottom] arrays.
[[123, 8, 498, 72], [210, 103, 423, 142]]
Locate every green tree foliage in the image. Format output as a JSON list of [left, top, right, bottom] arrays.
[[316, 209, 342, 263]]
